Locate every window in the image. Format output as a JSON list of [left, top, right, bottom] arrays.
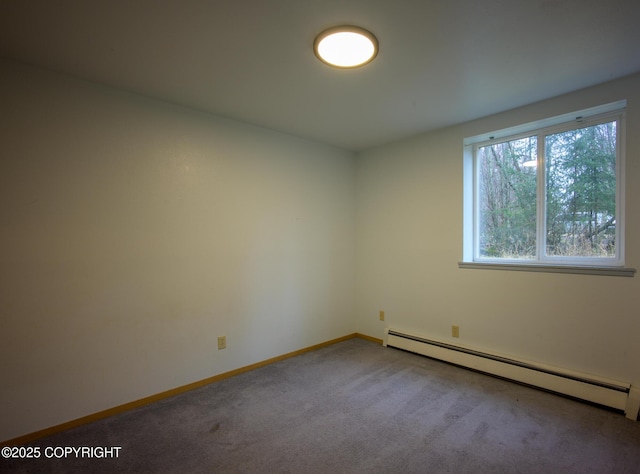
[[462, 101, 631, 274]]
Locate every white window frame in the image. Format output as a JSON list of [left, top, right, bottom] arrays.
[[461, 100, 635, 277]]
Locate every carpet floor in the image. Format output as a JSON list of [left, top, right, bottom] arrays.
[[4, 337, 640, 473]]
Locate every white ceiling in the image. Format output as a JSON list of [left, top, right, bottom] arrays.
[[1, 0, 639, 151]]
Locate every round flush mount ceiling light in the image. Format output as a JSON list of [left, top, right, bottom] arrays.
[[314, 25, 378, 68]]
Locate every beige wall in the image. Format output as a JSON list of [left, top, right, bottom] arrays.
[[0, 59, 356, 441], [356, 73, 640, 387]]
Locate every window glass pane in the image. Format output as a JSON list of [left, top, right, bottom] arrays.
[[545, 121, 617, 258], [477, 136, 537, 258]]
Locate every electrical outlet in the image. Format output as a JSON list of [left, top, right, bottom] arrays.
[[218, 336, 227, 350], [452, 325, 460, 338], [379, 310, 385, 321]]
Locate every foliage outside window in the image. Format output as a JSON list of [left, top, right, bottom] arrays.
[[464, 102, 626, 269]]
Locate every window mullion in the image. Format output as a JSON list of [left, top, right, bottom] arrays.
[[614, 115, 624, 265], [537, 133, 546, 261]]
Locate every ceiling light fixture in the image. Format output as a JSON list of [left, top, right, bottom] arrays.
[[314, 25, 378, 69]]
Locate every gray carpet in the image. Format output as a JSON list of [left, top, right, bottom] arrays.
[[4, 338, 640, 473]]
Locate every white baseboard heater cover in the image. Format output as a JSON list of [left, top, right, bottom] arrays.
[[384, 328, 638, 421]]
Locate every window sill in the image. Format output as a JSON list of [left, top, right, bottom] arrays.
[[458, 262, 636, 277]]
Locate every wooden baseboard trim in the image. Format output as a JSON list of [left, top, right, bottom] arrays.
[[355, 332, 384, 345], [2, 332, 365, 447]]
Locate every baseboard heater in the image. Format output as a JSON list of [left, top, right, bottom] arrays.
[[384, 328, 640, 420]]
